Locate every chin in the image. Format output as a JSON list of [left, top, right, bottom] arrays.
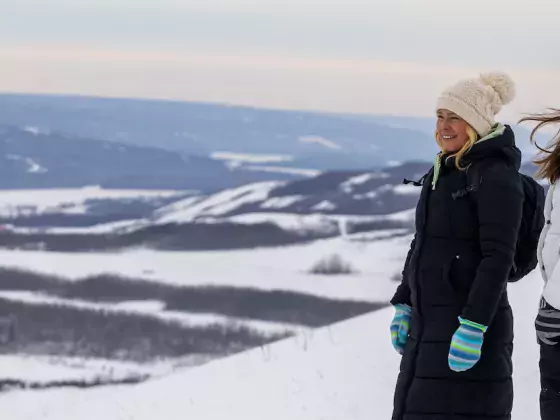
[[442, 143, 460, 153]]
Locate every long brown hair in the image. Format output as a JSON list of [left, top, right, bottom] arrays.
[[519, 109, 560, 183]]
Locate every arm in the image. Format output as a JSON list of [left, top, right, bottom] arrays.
[[543, 259, 560, 311], [390, 234, 416, 307], [461, 164, 523, 326]]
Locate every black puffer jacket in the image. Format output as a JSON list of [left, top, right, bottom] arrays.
[[390, 124, 524, 420]]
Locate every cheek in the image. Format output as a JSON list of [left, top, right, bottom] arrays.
[[456, 131, 469, 146], [452, 123, 469, 143]]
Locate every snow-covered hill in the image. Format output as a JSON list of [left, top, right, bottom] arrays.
[[153, 162, 429, 224], [0, 267, 543, 419], [0, 159, 542, 254], [0, 231, 408, 388], [0, 187, 186, 218], [0, 231, 412, 300], [0, 126, 310, 192], [148, 160, 542, 235], [0, 162, 424, 237]]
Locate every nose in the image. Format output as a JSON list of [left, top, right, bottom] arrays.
[[439, 118, 451, 132]]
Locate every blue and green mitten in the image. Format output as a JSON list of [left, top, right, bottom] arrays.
[[448, 317, 487, 372], [390, 304, 411, 355]]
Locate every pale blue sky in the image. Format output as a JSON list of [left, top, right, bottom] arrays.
[[1, 0, 559, 118]]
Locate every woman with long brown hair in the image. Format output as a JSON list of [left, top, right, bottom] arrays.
[[520, 109, 560, 420]]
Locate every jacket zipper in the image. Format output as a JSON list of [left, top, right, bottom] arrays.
[[396, 169, 432, 419]]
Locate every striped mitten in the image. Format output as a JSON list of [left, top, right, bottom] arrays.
[[448, 317, 487, 372], [536, 297, 560, 346], [390, 304, 411, 355]]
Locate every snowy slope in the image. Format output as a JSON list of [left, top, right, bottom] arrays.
[[0, 187, 184, 217], [0, 291, 300, 336], [225, 209, 415, 232], [0, 162, 420, 239], [0, 232, 413, 301], [154, 181, 283, 224], [151, 162, 429, 229], [0, 355, 155, 384], [8, 219, 149, 235], [142, 160, 540, 240], [0, 270, 543, 419]]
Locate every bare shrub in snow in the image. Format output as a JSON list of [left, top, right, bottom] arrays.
[[0, 298, 288, 362], [309, 254, 355, 275], [0, 314, 16, 345], [0, 268, 379, 327], [0, 222, 331, 252]]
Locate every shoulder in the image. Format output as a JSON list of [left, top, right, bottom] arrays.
[[473, 159, 523, 192]]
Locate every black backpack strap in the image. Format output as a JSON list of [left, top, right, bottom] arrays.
[[452, 162, 484, 200], [403, 167, 433, 187]]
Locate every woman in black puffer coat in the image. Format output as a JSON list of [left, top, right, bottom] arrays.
[[390, 72, 525, 420]]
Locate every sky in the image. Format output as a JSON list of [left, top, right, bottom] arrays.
[[0, 0, 559, 120]]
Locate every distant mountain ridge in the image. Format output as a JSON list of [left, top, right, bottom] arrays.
[[0, 93, 545, 194], [0, 93, 440, 171], [0, 125, 310, 191]]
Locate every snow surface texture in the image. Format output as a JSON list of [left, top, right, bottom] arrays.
[[260, 195, 306, 210], [149, 175, 417, 234], [148, 175, 420, 229], [210, 152, 294, 164], [9, 219, 146, 235], [7, 155, 48, 174], [312, 201, 337, 211], [0, 187, 184, 217], [224, 210, 414, 235], [0, 270, 543, 419], [242, 165, 321, 177], [0, 233, 412, 301], [0, 291, 300, 336], [0, 231, 401, 398], [210, 152, 320, 177], [299, 135, 342, 150], [154, 181, 283, 224], [0, 355, 157, 384], [340, 173, 390, 193]]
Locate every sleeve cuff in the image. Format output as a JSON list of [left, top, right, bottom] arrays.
[[459, 316, 488, 333], [394, 303, 412, 314]]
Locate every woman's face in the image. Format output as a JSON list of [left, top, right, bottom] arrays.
[[436, 109, 470, 153]]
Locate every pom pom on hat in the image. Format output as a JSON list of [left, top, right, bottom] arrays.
[[435, 71, 516, 137], [479, 71, 516, 105]]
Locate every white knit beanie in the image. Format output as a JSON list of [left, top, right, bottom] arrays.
[[435, 71, 516, 137]]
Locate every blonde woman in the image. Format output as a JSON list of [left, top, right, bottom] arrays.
[[390, 72, 538, 419]]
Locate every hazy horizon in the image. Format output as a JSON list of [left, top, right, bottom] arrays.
[[1, 0, 559, 120]]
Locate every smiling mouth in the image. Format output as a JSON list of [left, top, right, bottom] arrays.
[[441, 135, 456, 140]]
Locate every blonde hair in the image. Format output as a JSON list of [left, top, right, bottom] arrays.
[[435, 126, 479, 170]]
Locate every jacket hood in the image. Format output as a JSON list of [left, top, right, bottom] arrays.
[[461, 123, 521, 171], [432, 124, 521, 190]]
